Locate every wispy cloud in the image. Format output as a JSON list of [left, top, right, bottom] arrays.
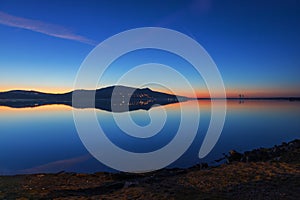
[[0, 11, 97, 45]]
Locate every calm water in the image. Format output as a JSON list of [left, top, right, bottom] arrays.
[[0, 100, 299, 175]]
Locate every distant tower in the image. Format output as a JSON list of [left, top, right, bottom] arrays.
[[238, 94, 245, 104]]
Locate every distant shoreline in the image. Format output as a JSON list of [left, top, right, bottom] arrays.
[[0, 97, 299, 112], [196, 97, 300, 101], [1, 97, 300, 101], [1, 87, 299, 102]]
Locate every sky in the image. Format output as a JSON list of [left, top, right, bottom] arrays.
[[0, 0, 299, 97]]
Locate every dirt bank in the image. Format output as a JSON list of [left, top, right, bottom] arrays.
[[1, 139, 299, 200]]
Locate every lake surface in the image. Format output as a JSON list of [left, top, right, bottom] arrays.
[[0, 100, 299, 175]]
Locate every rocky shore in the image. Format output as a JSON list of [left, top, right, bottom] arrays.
[[1, 139, 299, 200]]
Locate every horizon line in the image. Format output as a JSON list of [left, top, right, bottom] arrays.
[[1, 85, 300, 99]]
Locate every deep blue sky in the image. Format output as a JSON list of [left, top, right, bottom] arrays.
[[0, 0, 299, 97]]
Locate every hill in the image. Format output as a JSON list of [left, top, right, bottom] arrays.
[[0, 85, 188, 112]]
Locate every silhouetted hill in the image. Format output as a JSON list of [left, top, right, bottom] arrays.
[[0, 86, 188, 112], [0, 90, 71, 100], [0, 86, 186, 101]]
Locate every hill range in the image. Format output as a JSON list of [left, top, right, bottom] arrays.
[[0, 85, 188, 112]]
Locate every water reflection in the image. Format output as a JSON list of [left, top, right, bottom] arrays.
[[0, 98, 182, 112], [0, 100, 299, 175]]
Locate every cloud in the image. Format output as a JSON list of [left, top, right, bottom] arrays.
[[0, 11, 97, 45]]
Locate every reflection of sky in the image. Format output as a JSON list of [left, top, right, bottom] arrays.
[[1, 101, 300, 174], [0, 1, 300, 97], [98, 105, 181, 153]]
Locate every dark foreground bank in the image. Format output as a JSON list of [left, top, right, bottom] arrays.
[[1, 139, 299, 200]]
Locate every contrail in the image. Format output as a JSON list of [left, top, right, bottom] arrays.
[[0, 11, 97, 45]]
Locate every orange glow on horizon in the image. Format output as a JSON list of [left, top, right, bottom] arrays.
[[0, 86, 72, 94], [153, 87, 300, 98], [0, 86, 299, 98], [225, 88, 300, 98], [156, 88, 300, 98]]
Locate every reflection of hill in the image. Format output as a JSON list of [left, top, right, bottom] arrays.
[[75, 99, 181, 112], [0, 85, 188, 112], [0, 99, 181, 112]]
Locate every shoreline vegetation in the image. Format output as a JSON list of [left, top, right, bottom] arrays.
[[1, 139, 299, 199]]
